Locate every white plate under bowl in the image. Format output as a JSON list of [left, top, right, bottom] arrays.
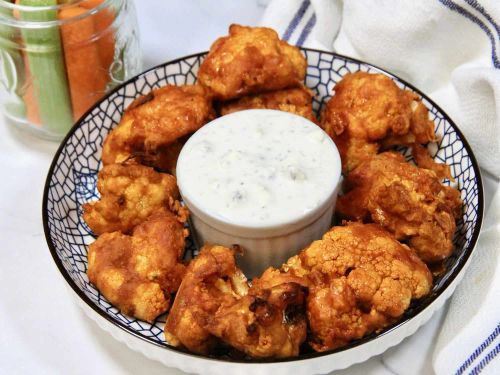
[[43, 49, 484, 375]]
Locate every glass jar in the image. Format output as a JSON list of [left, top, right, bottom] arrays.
[[0, 0, 142, 140]]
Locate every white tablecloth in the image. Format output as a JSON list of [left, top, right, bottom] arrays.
[[0, 1, 497, 374]]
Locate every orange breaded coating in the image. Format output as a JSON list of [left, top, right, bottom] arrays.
[[83, 163, 181, 235], [198, 24, 307, 100], [336, 152, 462, 263], [219, 86, 318, 123], [321, 72, 437, 173], [411, 143, 453, 180], [102, 84, 215, 172], [282, 223, 432, 352], [165, 245, 308, 358], [165, 245, 247, 353], [87, 208, 188, 322], [209, 281, 307, 358]]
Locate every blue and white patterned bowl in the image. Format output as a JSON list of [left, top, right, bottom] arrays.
[[43, 49, 484, 375]]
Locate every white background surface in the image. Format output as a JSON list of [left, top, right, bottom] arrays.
[[0, 1, 496, 374]]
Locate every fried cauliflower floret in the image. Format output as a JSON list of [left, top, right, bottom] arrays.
[[102, 84, 215, 172], [411, 143, 453, 180], [198, 24, 307, 100], [165, 245, 307, 358], [321, 72, 438, 173], [83, 163, 181, 235], [209, 282, 307, 358], [219, 86, 317, 123], [282, 223, 432, 352], [87, 208, 188, 322], [336, 152, 462, 263], [165, 245, 247, 353]]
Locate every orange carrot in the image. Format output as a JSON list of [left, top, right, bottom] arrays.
[[81, 0, 116, 78], [15, 0, 40, 125], [23, 56, 41, 125], [80, 0, 104, 8], [59, 6, 108, 120], [13, 2, 20, 19]]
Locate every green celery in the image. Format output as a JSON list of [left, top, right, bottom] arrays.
[[20, 0, 73, 134], [0, 0, 26, 117]]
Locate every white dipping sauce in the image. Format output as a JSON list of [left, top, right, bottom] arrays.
[[176, 110, 340, 228]]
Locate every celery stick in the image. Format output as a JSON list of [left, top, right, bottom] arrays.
[[0, 1, 26, 117], [20, 0, 73, 134]]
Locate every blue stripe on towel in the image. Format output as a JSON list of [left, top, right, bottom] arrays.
[[437, 0, 500, 68], [464, 0, 500, 38], [455, 323, 500, 375], [470, 343, 500, 375], [296, 14, 317, 46], [282, 0, 310, 41]]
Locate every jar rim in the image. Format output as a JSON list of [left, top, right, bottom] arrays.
[[0, 0, 118, 28]]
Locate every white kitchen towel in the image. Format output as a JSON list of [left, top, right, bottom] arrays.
[[433, 189, 500, 375], [261, 1, 500, 374]]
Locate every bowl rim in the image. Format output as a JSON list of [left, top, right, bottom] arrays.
[[42, 47, 485, 364]]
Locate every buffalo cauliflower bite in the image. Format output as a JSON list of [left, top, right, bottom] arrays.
[[164, 245, 248, 353], [219, 86, 317, 123], [164, 245, 308, 358], [83, 163, 181, 235], [87, 208, 188, 322], [321, 72, 440, 173], [198, 24, 307, 100], [282, 222, 432, 351], [101, 84, 215, 172], [336, 152, 462, 263]]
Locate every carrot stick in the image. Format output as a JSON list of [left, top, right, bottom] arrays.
[[9, 1, 38, 124], [13, 1, 20, 19], [23, 55, 41, 125], [59, 6, 108, 120], [81, 0, 115, 80], [80, 0, 104, 8]]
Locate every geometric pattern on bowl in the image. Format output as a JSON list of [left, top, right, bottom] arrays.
[[43, 49, 483, 361]]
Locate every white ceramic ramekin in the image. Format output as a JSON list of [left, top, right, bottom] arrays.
[[176, 109, 342, 276]]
